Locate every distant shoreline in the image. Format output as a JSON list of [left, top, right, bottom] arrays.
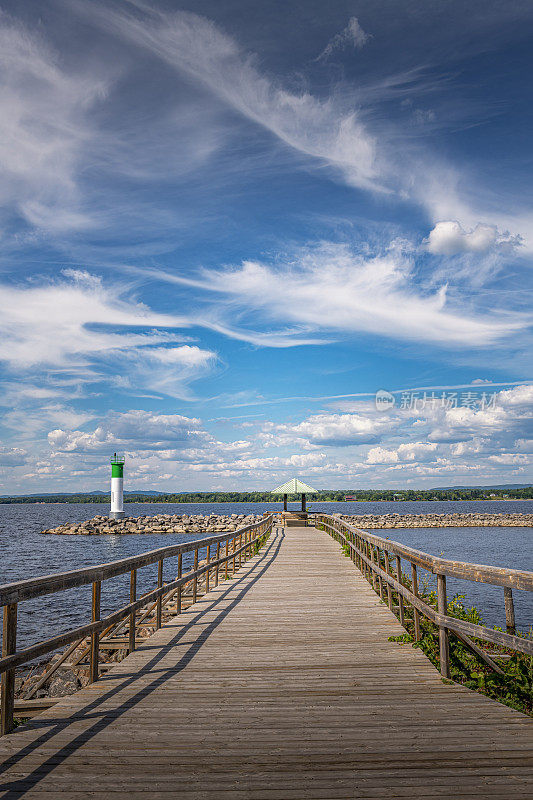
[[1, 488, 532, 505]]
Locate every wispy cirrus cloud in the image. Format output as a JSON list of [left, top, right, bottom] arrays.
[[0, 270, 216, 398], [0, 12, 109, 234], [79, 3, 382, 193], [76, 2, 533, 249], [316, 17, 371, 62], [144, 241, 527, 348]]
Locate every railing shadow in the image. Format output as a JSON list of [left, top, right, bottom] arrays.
[[0, 529, 285, 797]]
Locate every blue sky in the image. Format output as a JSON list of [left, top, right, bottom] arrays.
[[0, 0, 532, 492]]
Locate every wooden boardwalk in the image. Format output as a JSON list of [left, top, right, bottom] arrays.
[[0, 526, 532, 798]]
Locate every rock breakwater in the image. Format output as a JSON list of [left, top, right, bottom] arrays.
[[340, 512, 533, 528], [40, 513, 263, 536]]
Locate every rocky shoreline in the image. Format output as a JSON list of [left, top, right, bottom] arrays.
[[40, 512, 263, 535], [40, 511, 533, 536], [339, 512, 533, 528]]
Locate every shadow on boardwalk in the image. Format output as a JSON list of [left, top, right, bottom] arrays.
[[0, 531, 285, 798]]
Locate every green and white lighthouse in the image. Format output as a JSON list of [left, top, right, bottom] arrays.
[[110, 453, 125, 519]]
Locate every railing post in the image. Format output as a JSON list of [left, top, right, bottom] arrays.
[[504, 587, 516, 635], [89, 581, 101, 684], [215, 541, 220, 587], [411, 563, 421, 641], [128, 569, 137, 654], [396, 556, 404, 626], [232, 537, 236, 574], [193, 549, 199, 603], [384, 551, 393, 610], [156, 559, 163, 629], [205, 545, 211, 593], [176, 553, 182, 614], [437, 573, 450, 678], [239, 534, 243, 568], [225, 539, 229, 579], [377, 547, 384, 599], [371, 545, 378, 590], [1, 603, 17, 736]]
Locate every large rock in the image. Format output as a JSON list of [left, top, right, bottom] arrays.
[[48, 669, 80, 697]]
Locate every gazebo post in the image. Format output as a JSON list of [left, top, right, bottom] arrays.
[[283, 493, 287, 511], [301, 493, 306, 512]]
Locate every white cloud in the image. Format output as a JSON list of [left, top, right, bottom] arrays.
[[0, 270, 216, 397], [0, 14, 108, 232], [88, 5, 533, 248], [4, 384, 531, 492], [488, 453, 530, 465], [419, 385, 533, 449], [163, 242, 525, 348], [316, 17, 371, 61], [48, 410, 212, 454], [86, 6, 381, 193], [426, 221, 521, 255], [0, 446, 28, 466], [367, 442, 438, 464], [277, 411, 395, 447]]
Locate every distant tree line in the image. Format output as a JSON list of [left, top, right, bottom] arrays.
[[1, 487, 531, 504]]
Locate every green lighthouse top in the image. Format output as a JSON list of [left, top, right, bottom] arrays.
[[110, 453, 125, 478]]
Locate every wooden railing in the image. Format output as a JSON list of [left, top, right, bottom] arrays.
[[315, 514, 533, 676], [0, 515, 274, 735]]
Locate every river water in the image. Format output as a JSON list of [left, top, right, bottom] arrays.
[[0, 500, 531, 650]]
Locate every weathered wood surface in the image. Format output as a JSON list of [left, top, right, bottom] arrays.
[[1, 526, 532, 798]]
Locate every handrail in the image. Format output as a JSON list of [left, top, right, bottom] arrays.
[[0, 519, 267, 606], [321, 515, 533, 591], [315, 514, 533, 677], [0, 516, 274, 735]]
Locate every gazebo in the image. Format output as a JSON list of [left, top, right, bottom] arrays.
[[271, 477, 317, 525]]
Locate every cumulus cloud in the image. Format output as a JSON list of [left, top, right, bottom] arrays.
[[48, 410, 212, 454], [367, 442, 438, 464], [316, 17, 370, 61], [9, 382, 531, 491], [0, 446, 28, 466], [416, 385, 533, 453], [277, 411, 395, 447], [426, 221, 521, 255]]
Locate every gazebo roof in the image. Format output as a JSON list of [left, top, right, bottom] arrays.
[[271, 478, 317, 495]]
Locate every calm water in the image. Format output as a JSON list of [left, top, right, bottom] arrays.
[[0, 500, 531, 649]]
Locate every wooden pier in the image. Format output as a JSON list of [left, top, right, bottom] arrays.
[[1, 522, 532, 798]]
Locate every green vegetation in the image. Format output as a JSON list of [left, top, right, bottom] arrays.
[[1, 487, 532, 504]]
